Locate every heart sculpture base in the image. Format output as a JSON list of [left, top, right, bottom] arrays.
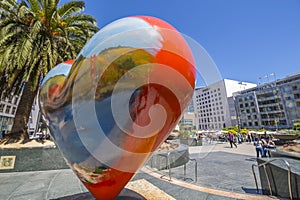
[[51, 188, 145, 200]]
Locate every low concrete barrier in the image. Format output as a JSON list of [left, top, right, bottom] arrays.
[[0, 146, 69, 172]]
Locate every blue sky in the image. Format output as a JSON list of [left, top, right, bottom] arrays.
[[63, 0, 300, 86]]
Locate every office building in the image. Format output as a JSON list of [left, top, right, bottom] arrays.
[[194, 79, 257, 130], [234, 72, 300, 130]]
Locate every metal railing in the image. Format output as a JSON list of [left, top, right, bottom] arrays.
[[252, 158, 292, 200], [184, 158, 197, 182], [151, 152, 198, 182]]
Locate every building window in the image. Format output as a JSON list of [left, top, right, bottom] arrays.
[[285, 96, 292, 100], [292, 85, 298, 90], [12, 107, 16, 115], [6, 106, 11, 114]]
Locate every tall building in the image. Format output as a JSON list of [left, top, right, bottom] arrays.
[[179, 112, 196, 131], [0, 95, 20, 134], [194, 79, 257, 130], [234, 72, 300, 130]]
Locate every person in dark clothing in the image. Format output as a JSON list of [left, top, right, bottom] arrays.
[[228, 133, 237, 148]]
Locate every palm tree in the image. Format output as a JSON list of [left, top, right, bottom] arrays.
[[0, 0, 99, 143]]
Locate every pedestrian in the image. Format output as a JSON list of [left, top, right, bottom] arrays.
[[1, 131, 5, 141], [228, 132, 237, 148], [250, 133, 254, 143], [254, 137, 265, 157], [264, 131, 270, 143], [246, 133, 250, 143], [265, 139, 275, 157]]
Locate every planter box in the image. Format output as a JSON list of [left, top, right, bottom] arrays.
[[180, 138, 202, 146]]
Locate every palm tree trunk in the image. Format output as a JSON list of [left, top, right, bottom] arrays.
[[7, 81, 37, 143]]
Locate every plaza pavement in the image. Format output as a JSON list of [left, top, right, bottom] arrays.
[[0, 141, 277, 200]]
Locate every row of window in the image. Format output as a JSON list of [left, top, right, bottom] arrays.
[[238, 95, 254, 102], [196, 88, 221, 98], [199, 123, 224, 130], [0, 104, 17, 115], [199, 115, 225, 123], [241, 121, 259, 127], [198, 105, 224, 111], [199, 110, 224, 117], [239, 101, 255, 108], [197, 97, 223, 105], [240, 108, 257, 113], [0, 96, 19, 105]]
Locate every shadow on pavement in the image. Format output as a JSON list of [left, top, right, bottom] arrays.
[[51, 189, 145, 200], [242, 187, 262, 195]]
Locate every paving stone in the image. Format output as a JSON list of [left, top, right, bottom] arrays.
[[0, 143, 275, 200]]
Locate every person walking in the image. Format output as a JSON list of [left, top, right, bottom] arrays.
[[228, 133, 237, 148], [266, 139, 276, 157], [254, 137, 265, 157]]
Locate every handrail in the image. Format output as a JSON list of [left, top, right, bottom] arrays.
[[252, 158, 292, 200], [184, 158, 197, 182], [152, 152, 197, 182], [155, 152, 172, 181]]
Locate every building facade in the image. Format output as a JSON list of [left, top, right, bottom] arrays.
[[0, 93, 40, 136], [194, 79, 257, 130], [234, 73, 300, 130], [0, 95, 20, 134], [179, 112, 196, 130]]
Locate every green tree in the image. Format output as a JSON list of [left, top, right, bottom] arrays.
[[240, 128, 249, 135], [0, 0, 99, 142], [294, 122, 300, 131]]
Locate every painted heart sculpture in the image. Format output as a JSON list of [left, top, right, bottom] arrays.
[[39, 16, 195, 199]]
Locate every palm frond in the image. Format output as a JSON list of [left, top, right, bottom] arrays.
[[58, 1, 84, 18]]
